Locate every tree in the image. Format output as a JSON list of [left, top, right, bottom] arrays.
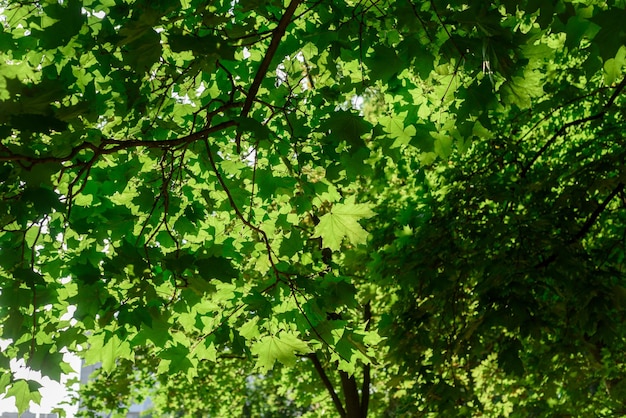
[[1, 0, 626, 416]]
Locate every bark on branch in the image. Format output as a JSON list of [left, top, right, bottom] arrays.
[[340, 370, 361, 418], [308, 353, 347, 417], [0, 120, 238, 166], [236, 0, 303, 152]]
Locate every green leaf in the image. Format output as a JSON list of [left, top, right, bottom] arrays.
[[237, 117, 271, 142], [250, 332, 309, 373], [168, 32, 234, 60], [84, 333, 133, 373], [432, 132, 454, 159], [13, 267, 45, 288], [564, 16, 597, 50], [603, 46, 626, 85], [28, 346, 65, 381], [313, 196, 376, 251], [160, 344, 194, 374], [239, 317, 260, 340], [21, 187, 63, 215], [498, 341, 525, 377], [123, 30, 162, 72], [322, 111, 372, 151], [391, 124, 416, 148], [195, 256, 238, 282], [6, 380, 42, 414], [4, 1, 626, 415], [0, 374, 9, 394], [591, 9, 626, 61], [35, 0, 85, 49], [20, 163, 63, 187], [500, 69, 544, 109], [10, 114, 68, 134], [366, 45, 404, 82], [193, 340, 217, 362]]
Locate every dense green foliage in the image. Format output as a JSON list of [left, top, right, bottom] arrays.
[[1, 0, 626, 416]]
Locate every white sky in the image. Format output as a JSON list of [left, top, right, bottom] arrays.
[[0, 342, 80, 417]]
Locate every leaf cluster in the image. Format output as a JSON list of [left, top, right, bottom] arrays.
[[1, 0, 626, 416]]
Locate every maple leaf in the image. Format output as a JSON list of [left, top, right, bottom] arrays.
[[313, 196, 376, 251], [6, 380, 42, 414], [251, 332, 310, 373]]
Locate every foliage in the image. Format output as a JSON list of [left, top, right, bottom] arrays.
[[1, 0, 626, 416]]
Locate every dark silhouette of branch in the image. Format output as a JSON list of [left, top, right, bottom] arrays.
[[0, 120, 238, 166], [191, 281, 278, 354], [340, 370, 361, 417], [429, 0, 464, 58], [289, 285, 350, 362], [236, 0, 303, 152], [522, 76, 626, 178], [307, 353, 347, 417], [514, 86, 611, 146], [536, 182, 625, 269], [202, 138, 283, 281], [569, 182, 624, 244], [360, 301, 372, 417]]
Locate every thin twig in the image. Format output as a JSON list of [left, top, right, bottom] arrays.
[[569, 182, 624, 244], [522, 76, 626, 177], [202, 139, 283, 281], [535, 182, 625, 269]]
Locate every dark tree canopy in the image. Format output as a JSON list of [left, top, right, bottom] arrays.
[[1, 0, 626, 416]]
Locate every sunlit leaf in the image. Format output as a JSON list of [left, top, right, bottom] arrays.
[[314, 196, 376, 251], [250, 332, 309, 373]]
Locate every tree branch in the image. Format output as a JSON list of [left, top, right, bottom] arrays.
[[429, 0, 464, 59], [307, 353, 347, 417], [340, 370, 361, 418], [360, 301, 371, 418], [202, 139, 283, 281], [236, 0, 303, 152], [569, 182, 624, 244], [522, 76, 626, 178], [360, 364, 370, 418], [0, 120, 238, 166], [535, 182, 624, 269]]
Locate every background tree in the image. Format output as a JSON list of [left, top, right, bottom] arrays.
[[1, 0, 626, 416]]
